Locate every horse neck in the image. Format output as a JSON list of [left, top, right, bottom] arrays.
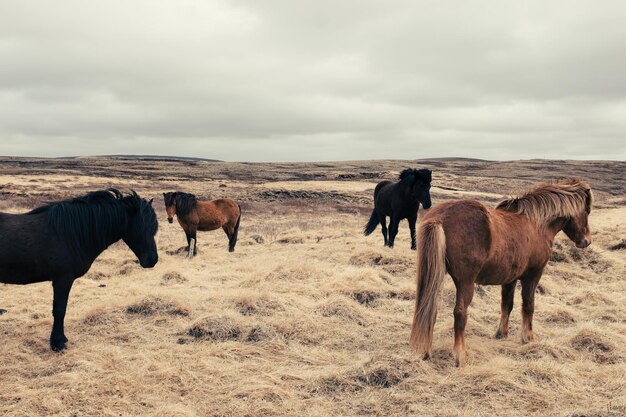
[[543, 217, 569, 244], [81, 206, 129, 259], [398, 181, 414, 197]]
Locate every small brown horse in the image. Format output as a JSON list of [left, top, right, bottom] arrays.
[[163, 191, 241, 257], [410, 178, 593, 366]]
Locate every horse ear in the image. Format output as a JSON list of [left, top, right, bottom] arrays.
[[149, 198, 154, 205], [162, 192, 166, 197]]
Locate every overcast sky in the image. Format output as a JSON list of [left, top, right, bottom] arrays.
[[0, 0, 625, 161]]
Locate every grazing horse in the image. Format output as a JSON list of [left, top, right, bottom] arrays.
[[410, 178, 593, 366], [0, 189, 158, 351], [163, 192, 241, 257], [364, 168, 433, 249]]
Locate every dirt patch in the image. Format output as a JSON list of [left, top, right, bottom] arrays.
[[609, 240, 626, 250], [258, 190, 352, 203]]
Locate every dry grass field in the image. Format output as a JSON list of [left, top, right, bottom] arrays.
[[0, 157, 624, 417]]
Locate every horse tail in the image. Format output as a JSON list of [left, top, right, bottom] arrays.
[[363, 209, 379, 236], [364, 182, 387, 236], [410, 220, 446, 356], [229, 204, 241, 252]]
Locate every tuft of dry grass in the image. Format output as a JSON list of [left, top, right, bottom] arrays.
[[185, 315, 243, 342], [126, 296, 190, 317], [161, 271, 188, 284]]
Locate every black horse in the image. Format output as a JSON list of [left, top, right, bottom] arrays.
[[364, 168, 433, 249], [0, 189, 158, 351]]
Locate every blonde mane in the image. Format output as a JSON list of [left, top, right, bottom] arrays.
[[496, 178, 593, 225]]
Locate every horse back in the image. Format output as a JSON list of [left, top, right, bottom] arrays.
[[0, 212, 72, 284], [422, 200, 492, 279], [373, 180, 405, 214], [478, 209, 552, 283], [374, 180, 392, 198], [426, 200, 551, 285], [193, 198, 240, 230]]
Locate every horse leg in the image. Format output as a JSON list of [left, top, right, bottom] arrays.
[[521, 273, 540, 344], [408, 214, 417, 250], [50, 277, 74, 351], [387, 217, 400, 248], [185, 231, 192, 251], [453, 281, 475, 367], [223, 224, 236, 252], [495, 281, 516, 339], [187, 228, 197, 257], [379, 214, 388, 246]]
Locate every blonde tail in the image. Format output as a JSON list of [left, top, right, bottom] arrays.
[[410, 221, 446, 356]]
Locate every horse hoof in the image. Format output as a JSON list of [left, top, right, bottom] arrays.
[[495, 330, 507, 339], [0, 308, 7, 315], [50, 341, 67, 352], [50, 335, 68, 351], [454, 349, 467, 367]]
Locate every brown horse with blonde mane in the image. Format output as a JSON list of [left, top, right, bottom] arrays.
[[410, 178, 593, 366], [163, 191, 241, 257]]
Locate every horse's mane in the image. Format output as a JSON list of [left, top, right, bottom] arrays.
[[29, 189, 153, 255], [399, 168, 432, 183], [496, 178, 593, 224], [170, 192, 197, 217]]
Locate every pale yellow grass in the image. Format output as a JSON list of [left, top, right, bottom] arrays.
[[1, 182, 625, 416]]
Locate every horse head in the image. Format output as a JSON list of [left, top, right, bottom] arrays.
[[563, 187, 593, 248], [400, 168, 433, 209], [123, 193, 159, 268], [163, 192, 177, 224]]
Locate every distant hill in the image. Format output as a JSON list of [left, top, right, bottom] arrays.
[[75, 155, 223, 163]]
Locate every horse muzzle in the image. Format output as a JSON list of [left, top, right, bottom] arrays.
[[167, 217, 174, 224], [139, 253, 158, 268], [576, 238, 591, 249]]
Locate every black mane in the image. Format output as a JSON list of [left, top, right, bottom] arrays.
[[29, 189, 156, 256], [166, 191, 197, 217], [399, 168, 432, 183]]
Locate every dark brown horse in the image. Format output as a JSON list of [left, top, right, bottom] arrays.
[[163, 192, 241, 257], [0, 189, 158, 351], [410, 178, 593, 366]]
